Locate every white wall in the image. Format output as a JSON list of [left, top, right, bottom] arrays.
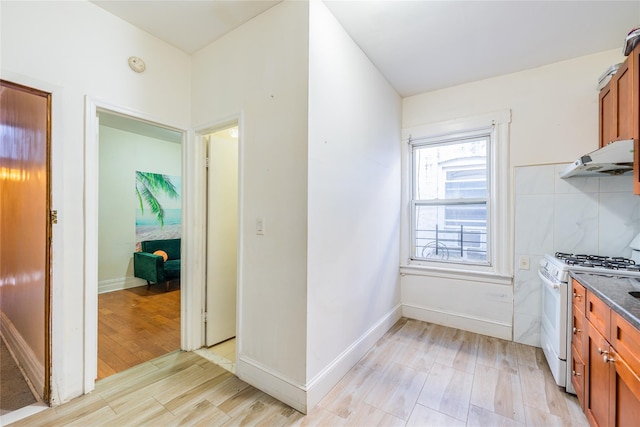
[[98, 125, 182, 293], [404, 49, 625, 166], [191, 0, 310, 411], [401, 48, 626, 342], [1, 0, 190, 404], [306, 0, 402, 407]]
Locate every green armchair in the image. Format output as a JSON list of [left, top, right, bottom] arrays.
[[133, 238, 181, 291]]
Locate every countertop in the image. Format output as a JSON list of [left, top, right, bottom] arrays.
[[570, 270, 640, 330]]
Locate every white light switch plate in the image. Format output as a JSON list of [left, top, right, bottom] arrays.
[[519, 256, 530, 270]]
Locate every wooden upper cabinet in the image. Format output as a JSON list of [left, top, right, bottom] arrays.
[[632, 43, 640, 195], [600, 81, 615, 148], [599, 56, 635, 148]]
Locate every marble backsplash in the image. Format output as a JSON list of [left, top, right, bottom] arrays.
[[513, 164, 640, 346]]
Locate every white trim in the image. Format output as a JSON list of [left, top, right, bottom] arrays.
[[1, 69, 64, 403], [0, 311, 45, 398], [97, 276, 147, 294], [305, 304, 402, 411], [189, 113, 245, 353], [401, 109, 513, 277], [400, 265, 512, 285], [402, 303, 512, 340], [236, 356, 307, 414]]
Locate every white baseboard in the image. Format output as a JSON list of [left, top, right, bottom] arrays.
[[0, 311, 45, 398], [98, 276, 146, 294], [235, 304, 402, 415], [402, 304, 512, 340], [305, 304, 402, 411], [236, 356, 307, 414]]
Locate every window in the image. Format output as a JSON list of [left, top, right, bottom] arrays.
[[412, 134, 490, 264], [403, 110, 511, 276]]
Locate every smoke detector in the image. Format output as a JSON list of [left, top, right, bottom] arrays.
[[128, 56, 146, 73]]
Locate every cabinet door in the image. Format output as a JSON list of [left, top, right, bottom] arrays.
[[573, 279, 586, 314], [610, 312, 640, 379], [586, 323, 611, 427], [600, 81, 614, 148], [572, 306, 585, 350], [614, 60, 633, 142], [609, 348, 640, 427], [632, 44, 640, 196], [572, 343, 586, 408], [587, 291, 611, 340]]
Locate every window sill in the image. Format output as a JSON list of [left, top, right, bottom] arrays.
[[400, 264, 513, 285]]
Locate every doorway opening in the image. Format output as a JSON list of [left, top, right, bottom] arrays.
[[96, 110, 184, 380], [195, 124, 239, 373]]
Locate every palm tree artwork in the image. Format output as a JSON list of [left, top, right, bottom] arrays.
[[135, 171, 181, 250], [135, 171, 179, 227]]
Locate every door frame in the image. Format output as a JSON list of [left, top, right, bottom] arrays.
[[83, 97, 190, 391], [195, 115, 244, 356], [0, 70, 65, 403]]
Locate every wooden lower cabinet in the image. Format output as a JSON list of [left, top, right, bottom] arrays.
[[610, 348, 640, 426], [575, 278, 640, 427], [585, 323, 612, 426], [572, 343, 586, 407]]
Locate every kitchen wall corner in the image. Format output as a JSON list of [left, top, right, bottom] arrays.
[[513, 163, 640, 346]]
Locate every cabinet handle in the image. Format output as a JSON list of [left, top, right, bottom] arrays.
[[597, 347, 609, 355], [573, 292, 582, 299], [604, 354, 615, 363], [572, 370, 581, 376], [573, 327, 581, 334]]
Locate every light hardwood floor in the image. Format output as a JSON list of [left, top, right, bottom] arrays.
[[10, 318, 588, 426], [97, 284, 181, 379]]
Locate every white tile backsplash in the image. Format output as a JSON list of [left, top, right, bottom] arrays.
[[513, 164, 639, 346], [553, 192, 599, 254], [514, 195, 554, 255], [515, 165, 555, 195]]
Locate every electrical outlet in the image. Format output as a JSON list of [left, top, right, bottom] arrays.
[[519, 256, 530, 270], [256, 217, 265, 235]]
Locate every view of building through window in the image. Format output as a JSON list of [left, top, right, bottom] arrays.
[[412, 136, 489, 264]]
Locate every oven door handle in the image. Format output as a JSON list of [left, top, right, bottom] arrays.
[[538, 269, 560, 290]]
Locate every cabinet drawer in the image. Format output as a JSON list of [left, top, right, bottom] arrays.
[[572, 279, 586, 314], [571, 344, 585, 408], [586, 291, 610, 340], [571, 308, 585, 350], [611, 311, 640, 377]]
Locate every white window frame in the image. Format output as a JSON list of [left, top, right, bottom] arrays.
[[401, 110, 512, 279]]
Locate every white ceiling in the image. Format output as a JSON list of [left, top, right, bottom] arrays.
[[91, 0, 640, 97]]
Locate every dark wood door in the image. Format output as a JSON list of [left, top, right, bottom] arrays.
[[0, 80, 51, 401]]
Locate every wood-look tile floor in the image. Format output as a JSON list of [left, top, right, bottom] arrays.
[[10, 318, 588, 426]]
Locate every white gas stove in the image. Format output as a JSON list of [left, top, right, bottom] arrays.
[[539, 252, 640, 395]]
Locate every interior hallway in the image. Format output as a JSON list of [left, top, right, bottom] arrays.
[[9, 318, 587, 426]]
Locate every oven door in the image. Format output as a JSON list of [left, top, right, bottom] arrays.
[[539, 269, 568, 386]]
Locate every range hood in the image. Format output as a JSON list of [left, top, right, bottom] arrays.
[[559, 139, 635, 178]]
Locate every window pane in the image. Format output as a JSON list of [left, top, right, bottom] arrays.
[[414, 204, 487, 263], [414, 138, 487, 200]]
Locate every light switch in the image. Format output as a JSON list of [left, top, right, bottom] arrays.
[[256, 217, 265, 235], [519, 256, 530, 270]]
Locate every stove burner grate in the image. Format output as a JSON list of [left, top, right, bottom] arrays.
[[554, 252, 636, 271]]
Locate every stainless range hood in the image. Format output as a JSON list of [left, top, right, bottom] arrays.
[[559, 139, 635, 178]]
